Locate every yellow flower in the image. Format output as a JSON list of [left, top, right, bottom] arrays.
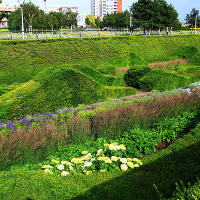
[[42, 165, 54, 169], [127, 162, 135, 169], [132, 158, 141, 162], [104, 143, 109, 147], [61, 171, 70, 176], [112, 142, 118, 145], [100, 170, 106, 173], [111, 156, 119, 162], [82, 151, 88, 155], [86, 171, 92, 175], [127, 158, 133, 161], [51, 159, 59, 164], [134, 164, 140, 168]]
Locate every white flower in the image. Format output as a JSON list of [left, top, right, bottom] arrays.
[[97, 149, 103, 155], [86, 153, 92, 158], [121, 164, 128, 171], [91, 158, 96, 162], [120, 158, 127, 164], [109, 144, 116, 151], [86, 171, 92, 175], [61, 171, 70, 176], [111, 156, 119, 162], [57, 164, 65, 170], [127, 162, 134, 169], [119, 145, 126, 151], [84, 161, 92, 167], [69, 166, 74, 171], [134, 164, 140, 168]]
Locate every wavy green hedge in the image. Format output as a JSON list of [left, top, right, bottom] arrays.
[[0, 35, 200, 85], [0, 67, 106, 121]]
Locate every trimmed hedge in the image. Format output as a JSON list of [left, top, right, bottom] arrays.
[[104, 86, 137, 98], [139, 69, 190, 92], [68, 64, 115, 86], [173, 46, 199, 59], [0, 35, 200, 85], [190, 51, 200, 65], [124, 66, 151, 89], [0, 67, 106, 121]]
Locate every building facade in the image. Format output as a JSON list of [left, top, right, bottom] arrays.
[[91, 0, 122, 19], [0, 4, 17, 28]]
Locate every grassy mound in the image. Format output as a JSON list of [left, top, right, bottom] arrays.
[[0, 67, 106, 121], [139, 69, 190, 92], [68, 64, 115, 86], [0, 35, 200, 85]]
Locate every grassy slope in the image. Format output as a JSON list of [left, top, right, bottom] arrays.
[[0, 35, 200, 85], [0, 123, 200, 200]]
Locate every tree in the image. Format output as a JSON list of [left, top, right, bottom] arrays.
[[65, 9, 77, 29], [186, 8, 200, 27], [131, 0, 179, 33], [85, 14, 96, 28], [46, 12, 58, 32]]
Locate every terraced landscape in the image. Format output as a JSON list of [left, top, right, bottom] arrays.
[[0, 34, 200, 199]]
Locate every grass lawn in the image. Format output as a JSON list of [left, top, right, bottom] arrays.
[[0, 123, 200, 200]]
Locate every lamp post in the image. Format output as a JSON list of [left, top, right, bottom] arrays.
[[17, 0, 25, 39], [195, 12, 198, 34], [129, 6, 133, 36]]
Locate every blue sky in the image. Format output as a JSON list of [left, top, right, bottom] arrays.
[[4, 0, 200, 22]]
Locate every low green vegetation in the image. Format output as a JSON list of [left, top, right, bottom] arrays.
[[0, 35, 200, 85], [1, 115, 200, 200]]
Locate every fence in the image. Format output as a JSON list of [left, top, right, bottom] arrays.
[[0, 29, 199, 40]]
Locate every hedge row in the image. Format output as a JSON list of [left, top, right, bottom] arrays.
[[104, 86, 137, 98], [0, 35, 200, 85], [124, 66, 191, 92], [0, 67, 106, 121]]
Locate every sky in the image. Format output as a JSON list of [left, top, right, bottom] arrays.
[[3, 0, 200, 23]]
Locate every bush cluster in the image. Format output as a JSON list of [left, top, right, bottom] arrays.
[[124, 67, 190, 92], [173, 46, 199, 59], [0, 67, 106, 121]]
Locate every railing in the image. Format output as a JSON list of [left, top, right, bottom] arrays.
[[0, 29, 199, 40]]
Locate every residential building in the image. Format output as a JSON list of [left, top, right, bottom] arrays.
[[91, 0, 122, 19], [0, 3, 17, 28]]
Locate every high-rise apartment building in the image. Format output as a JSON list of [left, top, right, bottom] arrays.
[[91, 0, 122, 19]]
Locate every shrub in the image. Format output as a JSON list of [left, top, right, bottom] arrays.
[[190, 51, 200, 65], [173, 46, 199, 59], [139, 69, 189, 92], [129, 52, 146, 66], [124, 66, 151, 88], [0, 67, 106, 121], [96, 65, 116, 75], [68, 64, 115, 86], [104, 86, 137, 98]]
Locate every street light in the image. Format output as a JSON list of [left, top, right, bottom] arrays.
[[129, 6, 133, 36], [17, 0, 25, 39], [195, 12, 198, 34]]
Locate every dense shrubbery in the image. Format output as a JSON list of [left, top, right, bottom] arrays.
[[0, 35, 200, 85], [139, 69, 189, 91], [0, 67, 106, 121], [104, 86, 137, 98], [70, 64, 115, 86], [124, 66, 190, 92], [190, 51, 200, 65], [173, 46, 199, 59], [124, 66, 151, 88]]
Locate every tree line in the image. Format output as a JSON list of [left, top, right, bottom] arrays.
[[8, 2, 77, 32]]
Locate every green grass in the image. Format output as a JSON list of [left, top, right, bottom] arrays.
[[1, 121, 200, 200], [0, 35, 200, 85]]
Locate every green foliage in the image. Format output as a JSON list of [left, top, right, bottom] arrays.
[[124, 66, 151, 88], [1, 35, 200, 85], [190, 51, 200, 65], [129, 53, 146, 66], [0, 67, 106, 121], [97, 65, 116, 75], [173, 46, 199, 59], [70, 64, 115, 86], [104, 86, 137, 98], [185, 8, 200, 27], [139, 69, 189, 91]]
